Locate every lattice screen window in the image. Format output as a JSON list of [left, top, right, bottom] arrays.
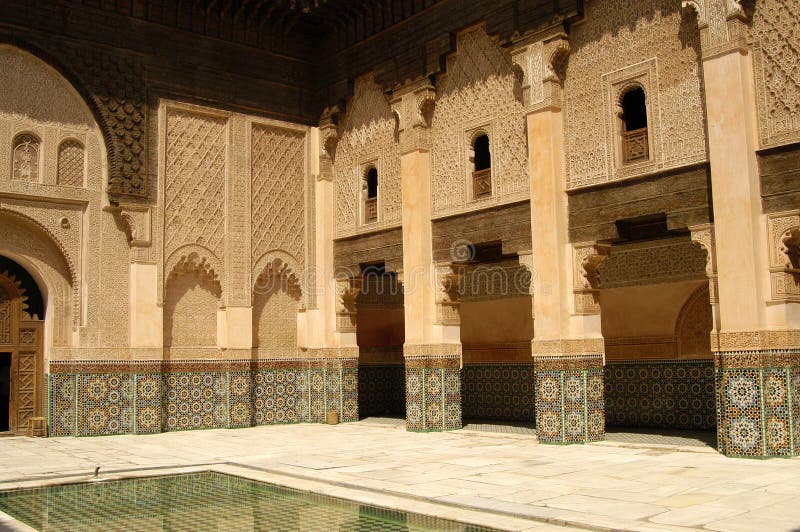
[[620, 86, 649, 165], [57, 139, 85, 187], [471, 133, 492, 199], [363, 166, 378, 224], [12, 133, 40, 182]]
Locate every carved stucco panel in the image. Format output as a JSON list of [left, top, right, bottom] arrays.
[[333, 74, 401, 238], [163, 107, 227, 264], [565, 0, 707, 189], [749, 0, 800, 148], [251, 124, 307, 274], [430, 26, 529, 217]]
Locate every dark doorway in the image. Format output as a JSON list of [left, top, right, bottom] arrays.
[[0, 353, 10, 432]]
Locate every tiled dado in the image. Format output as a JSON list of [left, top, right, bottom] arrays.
[[462, 364, 535, 422], [716, 350, 800, 458], [605, 360, 716, 430], [405, 356, 462, 432], [535, 355, 604, 444], [46, 359, 359, 437]]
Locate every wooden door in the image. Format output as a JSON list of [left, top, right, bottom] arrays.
[[0, 273, 43, 433]]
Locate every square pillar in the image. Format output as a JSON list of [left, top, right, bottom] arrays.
[[533, 345, 604, 444], [404, 345, 462, 432]]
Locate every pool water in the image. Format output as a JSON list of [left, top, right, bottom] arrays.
[[0, 471, 498, 531]]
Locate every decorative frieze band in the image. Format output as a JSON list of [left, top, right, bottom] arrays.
[[715, 349, 800, 369], [531, 338, 605, 357], [49, 357, 359, 374], [534, 353, 604, 371], [403, 343, 462, 358], [714, 330, 800, 353]]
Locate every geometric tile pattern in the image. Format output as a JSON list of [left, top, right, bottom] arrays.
[[134, 374, 162, 434], [164, 372, 228, 431], [48, 374, 76, 437], [358, 365, 406, 418], [535, 355, 604, 444], [462, 364, 534, 422], [605, 360, 716, 430], [716, 350, 800, 458], [47, 359, 359, 437], [405, 356, 462, 432], [79, 373, 134, 436]]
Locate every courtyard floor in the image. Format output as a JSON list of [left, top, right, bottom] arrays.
[[0, 420, 798, 531]]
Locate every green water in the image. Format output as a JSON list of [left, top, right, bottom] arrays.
[[0, 471, 498, 531]]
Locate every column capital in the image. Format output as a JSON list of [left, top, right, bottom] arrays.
[[509, 27, 570, 111], [390, 78, 436, 154]]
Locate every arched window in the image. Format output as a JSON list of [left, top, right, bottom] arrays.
[[472, 133, 492, 199], [57, 139, 85, 187], [620, 87, 649, 164], [12, 133, 40, 182], [364, 166, 378, 223]]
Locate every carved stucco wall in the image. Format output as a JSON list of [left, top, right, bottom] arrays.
[[160, 100, 309, 351], [251, 124, 307, 290], [164, 271, 219, 348], [333, 74, 401, 238], [430, 26, 529, 216], [749, 0, 800, 149], [564, 0, 707, 189], [0, 45, 130, 356], [599, 238, 709, 289], [253, 285, 299, 357]]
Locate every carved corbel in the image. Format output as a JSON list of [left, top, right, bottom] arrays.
[[724, 0, 747, 20], [114, 204, 152, 248], [689, 224, 720, 305], [572, 242, 610, 315], [509, 29, 569, 110], [390, 79, 436, 154], [681, 0, 708, 27], [767, 212, 800, 302], [335, 276, 362, 332], [435, 263, 463, 326], [319, 106, 342, 160]]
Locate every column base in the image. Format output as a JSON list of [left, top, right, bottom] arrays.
[[716, 350, 800, 458], [534, 354, 605, 444], [404, 349, 462, 432]]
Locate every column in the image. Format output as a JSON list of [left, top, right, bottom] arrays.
[[300, 117, 359, 425], [392, 81, 462, 432], [685, 1, 800, 457], [512, 31, 605, 444]]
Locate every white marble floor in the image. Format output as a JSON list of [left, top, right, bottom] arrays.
[[0, 421, 798, 531]]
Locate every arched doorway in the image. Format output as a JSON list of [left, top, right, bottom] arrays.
[[0, 256, 44, 433]]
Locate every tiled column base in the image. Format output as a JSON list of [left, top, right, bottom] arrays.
[[404, 352, 461, 432], [46, 357, 359, 437], [716, 350, 800, 458], [535, 354, 604, 444]]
